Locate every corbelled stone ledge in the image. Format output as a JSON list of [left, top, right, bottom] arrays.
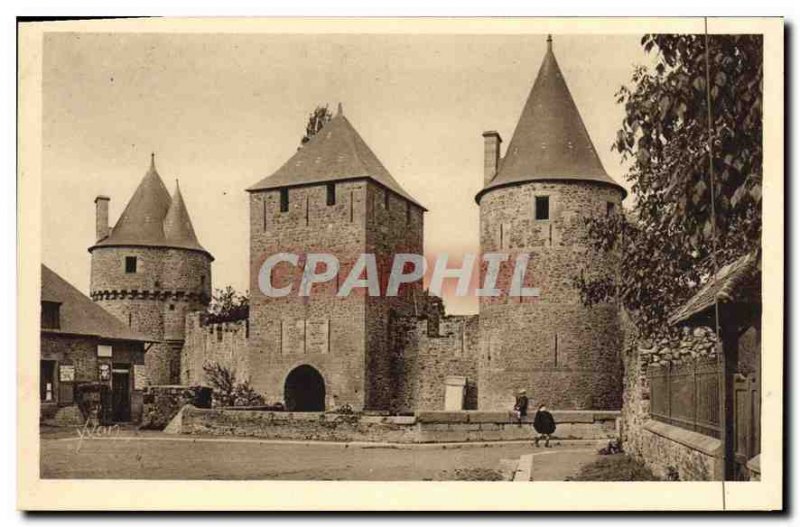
[[168, 406, 620, 443]]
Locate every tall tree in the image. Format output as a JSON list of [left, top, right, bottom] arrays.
[[576, 34, 763, 337], [300, 104, 333, 146]]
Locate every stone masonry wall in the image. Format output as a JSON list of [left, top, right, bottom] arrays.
[[478, 181, 624, 410], [620, 309, 723, 480], [392, 315, 479, 412], [364, 183, 424, 410], [90, 245, 212, 384], [181, 312, 250, 387], [41, 334, 146, 423], [248, 181, 369, 409]]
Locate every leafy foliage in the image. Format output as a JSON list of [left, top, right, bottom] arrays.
[[202, 362, 265, 407], [300, 104, 333, 146], [206, 286, 249, 324], [576, 34, 762, 337]]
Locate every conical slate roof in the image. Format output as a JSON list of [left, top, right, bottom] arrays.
[[476, 37, 626, 203], [248, 104, 425, 210], [163, 182, 205, 252], [90, 155, 212, 259]]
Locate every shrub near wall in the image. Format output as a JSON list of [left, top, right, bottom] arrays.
[[140, 385, 212, 430]]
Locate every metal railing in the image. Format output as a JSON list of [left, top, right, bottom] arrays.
[[648, 357, 721, 438]]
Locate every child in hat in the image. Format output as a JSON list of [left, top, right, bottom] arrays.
[[533, 404, 556, 448], [513, 389, 529, 426]]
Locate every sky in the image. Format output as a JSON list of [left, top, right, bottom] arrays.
[[42, 32, 652, 314]]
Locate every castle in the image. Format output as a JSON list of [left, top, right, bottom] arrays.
[[90, 37, 625, 412]]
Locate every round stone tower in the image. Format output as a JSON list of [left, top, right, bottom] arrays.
[[476, 36, 626, 410], [89, 155, 213, 385]]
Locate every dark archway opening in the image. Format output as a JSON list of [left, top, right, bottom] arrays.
[[284, 365, 326, 411]]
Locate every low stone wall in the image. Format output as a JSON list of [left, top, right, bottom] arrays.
[[172, 407, 619, 443], [141, 385, 212, 430], [634, 420, 721, 480]]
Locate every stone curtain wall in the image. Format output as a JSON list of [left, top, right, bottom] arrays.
[[181, 312, 250, 386], [478, 181, 625, 410], [620, 309, 722, 480], [391, 315, 479, 412]]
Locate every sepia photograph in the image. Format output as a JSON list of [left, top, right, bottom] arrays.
[[16, 16, 783, 511]]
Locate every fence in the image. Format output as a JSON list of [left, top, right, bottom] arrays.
[[648, 358, 722, 438]]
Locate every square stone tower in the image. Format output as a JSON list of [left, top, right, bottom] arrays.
[[246, 105, 425, 411]]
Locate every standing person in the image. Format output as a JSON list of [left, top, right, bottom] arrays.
[[513, 389, 529, 426], [533, 404, 556, 447]]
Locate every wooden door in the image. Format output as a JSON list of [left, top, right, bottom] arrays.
[[111, 365, 131, 422]]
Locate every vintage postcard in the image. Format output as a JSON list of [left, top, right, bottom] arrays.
[[17, 17, 783, 511]]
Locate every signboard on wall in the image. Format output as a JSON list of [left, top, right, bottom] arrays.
[[133, 364, 147, 390], [97, 344, 112, 358], [59, 364, 75, 382]]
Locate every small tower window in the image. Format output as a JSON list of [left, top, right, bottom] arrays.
[[326, 183, 336, 206], [406, 202, 411, 224], [280, 188, 289, 213], [125, 256, 137, 274], [535, 196, 550, 221], [606, 202, 615, 216], [384, 190, 390, 209]]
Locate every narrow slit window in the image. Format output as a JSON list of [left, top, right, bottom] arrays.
[[606, 201, 615, 216], [554, 333, 559, 367], [326, 183, 336, 206], [535, 196, 550, 220], [349, 190, 354, 222], [384, 190, 390, 209], [262, 197, 267, 231], [406, 202, 411, 224], [280, 188, 289, 213], [125, 256, 137, 274]]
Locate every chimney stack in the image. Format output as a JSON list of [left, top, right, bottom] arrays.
[[482, 131, 502, 185], [95, 196, 110, 241]]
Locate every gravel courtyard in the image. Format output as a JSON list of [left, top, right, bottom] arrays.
[[40, 431, 601, 481]]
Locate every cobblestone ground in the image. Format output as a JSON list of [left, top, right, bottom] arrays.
[[40, 431, 601, 481]]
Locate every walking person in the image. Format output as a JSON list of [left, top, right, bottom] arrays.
[[513, 389, 529, 426], [533, 404, 556, 448]]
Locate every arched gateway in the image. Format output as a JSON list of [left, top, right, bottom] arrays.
[[284, 365, 326, 411]]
